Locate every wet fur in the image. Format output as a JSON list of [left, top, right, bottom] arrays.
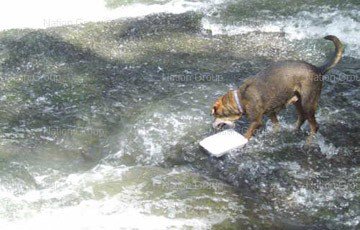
[[212, 35, 343, 139]]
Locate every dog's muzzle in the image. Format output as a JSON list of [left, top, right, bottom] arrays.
[[212, 118, 236, 130]]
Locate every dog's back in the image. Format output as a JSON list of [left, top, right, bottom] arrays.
[[242, 36, 343, 114]]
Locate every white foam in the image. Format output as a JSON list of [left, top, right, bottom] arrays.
[[0, 163, 234, 229], [202, 9, 360, 58], [315, 133, 339, 158], [113, 102, 211, 164], [202, 18, 282, 36], [0, 0, 204, 31], [0, 199, 210, 230]]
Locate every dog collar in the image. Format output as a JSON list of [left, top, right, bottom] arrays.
[[232, 90, 244, 114]]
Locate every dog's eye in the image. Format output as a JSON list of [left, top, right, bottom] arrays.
[[211, 106, 216, 115]]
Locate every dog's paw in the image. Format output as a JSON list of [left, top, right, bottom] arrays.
[[305, 134, 318, 147], [273, 124, 281, 133], [293, 124, 303, 133]]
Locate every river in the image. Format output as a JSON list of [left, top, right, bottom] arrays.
[[0, 0, 359, 229]]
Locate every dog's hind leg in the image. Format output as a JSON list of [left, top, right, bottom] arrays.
[[307, 113, 319, 134], [301, 88, 321, 135], [304, 108, 319, 144], [303, 105, 319, 134], [294, 100, 306, 130]]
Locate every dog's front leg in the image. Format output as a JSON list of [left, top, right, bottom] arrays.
[[269, 113, 280, 132], [244, 119, 262, 140]]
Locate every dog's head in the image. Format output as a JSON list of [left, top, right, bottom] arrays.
[[211, 90, 243, 130]]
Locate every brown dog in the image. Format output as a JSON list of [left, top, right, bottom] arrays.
[[212, 35, 343, 140]]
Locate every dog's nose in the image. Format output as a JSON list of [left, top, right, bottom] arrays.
[[213, 122, 231, 130], [215, 123, 225, 130], [212, 120, 221, 129]]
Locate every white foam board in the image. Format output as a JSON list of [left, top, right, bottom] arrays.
[[199, 129, 248, 157]]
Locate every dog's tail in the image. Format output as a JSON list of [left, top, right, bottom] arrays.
[[319, 35, 343, 74]]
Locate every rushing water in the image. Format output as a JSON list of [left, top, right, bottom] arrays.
[[0, 0, 359, 229]]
